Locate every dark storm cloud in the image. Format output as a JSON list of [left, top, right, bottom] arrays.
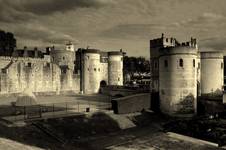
[[100, 24, 164, 39], [21, 0, 112, 15], [13, 25, 76, 45], [0, 0, 112, 23], [0, 8, 35, 23], [199, 37, 226, 52], [172, 12, 226, 28], [1, 0, 226, 56]]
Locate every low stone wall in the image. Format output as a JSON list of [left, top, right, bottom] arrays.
[[111, 93, 151, 114], [101, 85, 149, 97]]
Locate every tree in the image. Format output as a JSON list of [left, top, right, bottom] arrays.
[[123, 56, 150, 85], [0, 30, 16, 56], [123, 56, 150, 74]]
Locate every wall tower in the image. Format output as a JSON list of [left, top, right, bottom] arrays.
[[200, 51, 224, 95], [50, 43, 75, 70], [108, 51, 124, 86], [81, 49, 101, 94], [150, 34, 199, 116]]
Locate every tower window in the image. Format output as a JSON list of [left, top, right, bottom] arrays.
[[61, 69, 66, 74], [164, 60, 168, 67], [221, 62, 224, 69], [118, 77, 120, 81], [94, 68, 96, 71], [179, 59, 183, 67], [28, 63, 32, 67], [154, 62, 158, 69], [193, 59, 195, 67], [46, 63, 50, 68], [1, 69, 7, 74], [63, 57, 65, 60]]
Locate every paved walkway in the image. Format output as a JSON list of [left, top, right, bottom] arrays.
[[95, 127, 222, 150], [0, 137, 43, 150]]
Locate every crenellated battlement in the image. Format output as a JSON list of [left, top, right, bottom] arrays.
[[150, 33, 198, 49], [0, 56, 50, 62]]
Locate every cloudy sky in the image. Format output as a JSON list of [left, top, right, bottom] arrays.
[[0, 0, 226, 57]]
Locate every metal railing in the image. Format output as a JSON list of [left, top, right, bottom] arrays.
[[10, 101, 111, 121]]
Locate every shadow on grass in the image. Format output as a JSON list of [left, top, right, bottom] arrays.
[[37, 112, 121, 140], [0, 111, 121, 150]]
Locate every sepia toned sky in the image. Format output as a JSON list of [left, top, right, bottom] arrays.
[[0, 0, 226, 57]]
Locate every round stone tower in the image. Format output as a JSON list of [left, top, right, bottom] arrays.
[[50, 42, 75, 70], [158, 46, 199, 116], [200, 51, 223, 96], [108, 51, 123, 86], [82, 49, 101, 94]]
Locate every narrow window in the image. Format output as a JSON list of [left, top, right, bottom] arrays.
[[118, 77, 120, 81], [221, 62, 224, 69], [166, 38, 168, 42], [1, 69, 7, 74], [154, 62, 158, 69], [164, 60, 168, 67], [179, 59, 183, 67], [193, 59, 195, 68], [94, 68, 96, 71], [63, 57, 65, 60], [98, 68, 100, 72], [198, 62, 200, 69], [61, 69, 66, 74], [28, 63, 32, 67]]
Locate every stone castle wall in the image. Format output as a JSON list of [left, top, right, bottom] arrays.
[[0, 56, 80, 95], [0, 47, 124, 95]]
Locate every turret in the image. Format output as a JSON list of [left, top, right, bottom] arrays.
[[200, 51, 224, 96], [81, 49, 101, 94], [150, 34, 200, 117], [50, 43, 75, 70], [108, 51, 124, 86]]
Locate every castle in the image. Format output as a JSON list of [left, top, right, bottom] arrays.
[[0, 42, 124, 95], [150, 34, 224, 117]]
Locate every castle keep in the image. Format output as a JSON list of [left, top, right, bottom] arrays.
[[0, 43, 124, 95], [150, 34, 224, 117]]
